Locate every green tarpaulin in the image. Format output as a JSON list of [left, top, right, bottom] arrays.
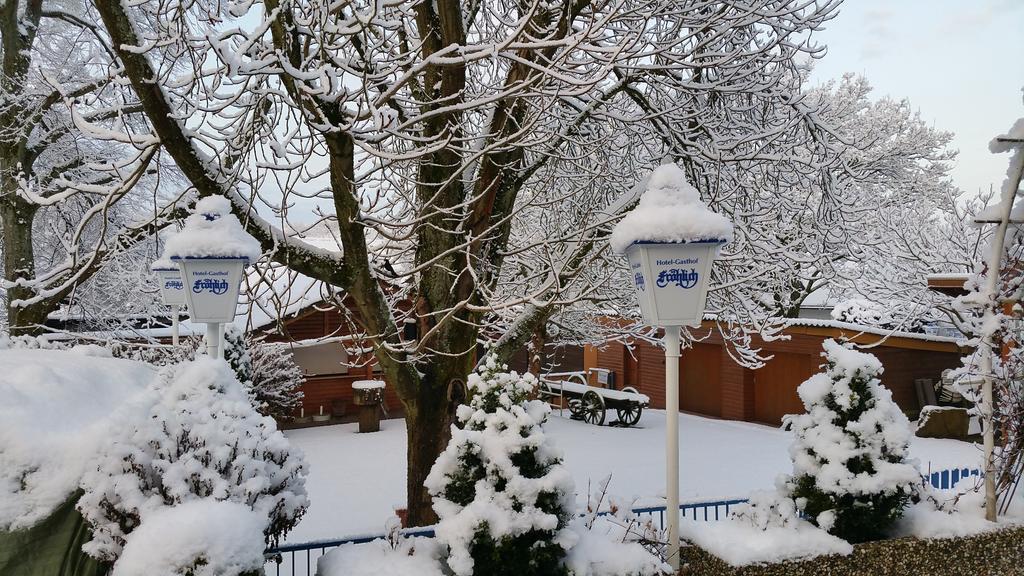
[[0, 493, 108, 576]]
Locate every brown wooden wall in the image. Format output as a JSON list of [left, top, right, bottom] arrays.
[[582, 324, 967, 427], [262, 306, 402, 417]]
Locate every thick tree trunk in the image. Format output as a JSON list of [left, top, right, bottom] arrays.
[[0, 192, 44, 335], [403, 350, 476, 527]]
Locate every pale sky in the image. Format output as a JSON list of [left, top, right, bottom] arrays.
[[807, 0, 1024, 197]]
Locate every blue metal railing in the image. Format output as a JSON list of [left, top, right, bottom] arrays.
[[265, 467, 979, 575], [929, 467, 981, 490]]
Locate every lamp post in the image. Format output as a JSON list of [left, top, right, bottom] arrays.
[[157, 195, 261, 358], [151, 261, 186, 346], [612, 164, 731, 571]]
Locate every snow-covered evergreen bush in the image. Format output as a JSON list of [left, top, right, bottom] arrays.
[[784, 339, 919, 543], [248, 339, 305, 420], [223, 324, 254, 386], [425, 357, 576, 576], [77, 357, 308, 562]]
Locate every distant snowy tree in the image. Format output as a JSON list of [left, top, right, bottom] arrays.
[[425, 357, 575, 576], [784, 339, 919, 543], [0, 1, 187, 335], [247, 339, 305, 420], [77, 358, 308, 562]]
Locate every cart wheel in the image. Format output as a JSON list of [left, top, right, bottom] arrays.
[[582, 390, 606, 426], [568, 399, 584, 419], [616, 403, 643, 427]]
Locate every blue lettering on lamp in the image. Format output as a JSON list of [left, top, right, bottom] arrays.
[[193, 278, 230, 295], [656, 268, 699, 289], [634, 272, 646, 292]]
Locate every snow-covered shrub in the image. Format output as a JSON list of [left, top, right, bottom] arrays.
[[568, 476, 668, 576], [77, 357, 308, 562], [316, 536, 446, 576], [110, 499, 267, 576], [730, 489, 801, 531], [248, 339, 305, 420], [224, 325, 253, 387], [425, 357, 576, 576], [784, 339, 919, 543], [830, 298, 922, 332], [108, 339, 200, 366]]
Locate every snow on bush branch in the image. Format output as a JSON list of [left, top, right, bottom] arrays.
[[77, 357, 308, 564]]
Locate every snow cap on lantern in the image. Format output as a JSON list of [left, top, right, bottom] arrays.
[[611, 163, 733, 327], [149, 257, 186, 306], [160, 195, 261, 324]]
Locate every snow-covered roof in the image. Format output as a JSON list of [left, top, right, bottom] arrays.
[[783, 317, 962, 345]]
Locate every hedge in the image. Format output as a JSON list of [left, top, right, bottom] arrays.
[[680, 525, 1024, 576]]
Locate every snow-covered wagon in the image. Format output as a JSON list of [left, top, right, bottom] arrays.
[[538, 372, 649, 427]]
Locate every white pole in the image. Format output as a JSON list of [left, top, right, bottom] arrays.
[[218, 323, 225, 360], [664, 325, 681, 571], [979, 146, 1024, 521], [171, 305, 180, 347], [206, 323, 220, 359]]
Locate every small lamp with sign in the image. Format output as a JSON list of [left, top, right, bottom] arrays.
[[158, 195, 261, 358], [610, 163, 732, 571]]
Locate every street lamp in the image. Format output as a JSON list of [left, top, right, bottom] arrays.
[[612, 164, 732, 571], [150, 259, 186, 346], [158, 195, 261, 359]]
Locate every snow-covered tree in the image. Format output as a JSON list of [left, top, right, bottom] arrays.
[[248, 339, 305, 420], [425, 357, 575, 576], [0, 1, 187, 335], [784, 339, 919, 543], [77, 357, 308, 562], [90, 0, 850, 524]]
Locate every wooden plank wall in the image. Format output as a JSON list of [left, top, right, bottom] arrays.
[[582, 326, 965, 425]]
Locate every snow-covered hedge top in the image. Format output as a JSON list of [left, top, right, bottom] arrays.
[[0, 349, 155, 530], [161, 195, 262, 261], [610, 163, 733, 254]]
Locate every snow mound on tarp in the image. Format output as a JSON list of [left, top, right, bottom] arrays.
[[316, 536, 445, 576], [680, 517, 853, 566], [0, 349, 156, 530], [162, 195, 262, 261], [110, 500, 266, 576], [610, 163, 733, 253]]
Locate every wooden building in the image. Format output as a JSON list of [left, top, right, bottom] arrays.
[[581, 319, 968, 426], [256, 304, 405, 420]]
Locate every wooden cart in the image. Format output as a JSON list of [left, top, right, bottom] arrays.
[[538, 372, 649, 427]]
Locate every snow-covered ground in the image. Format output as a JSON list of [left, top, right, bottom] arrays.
[[284, 409, 982, 544]]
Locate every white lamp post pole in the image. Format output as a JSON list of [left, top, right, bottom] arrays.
[[172, 305, 180, 346], [664, 325, 681, 570], [206, 322, 220, 359]]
